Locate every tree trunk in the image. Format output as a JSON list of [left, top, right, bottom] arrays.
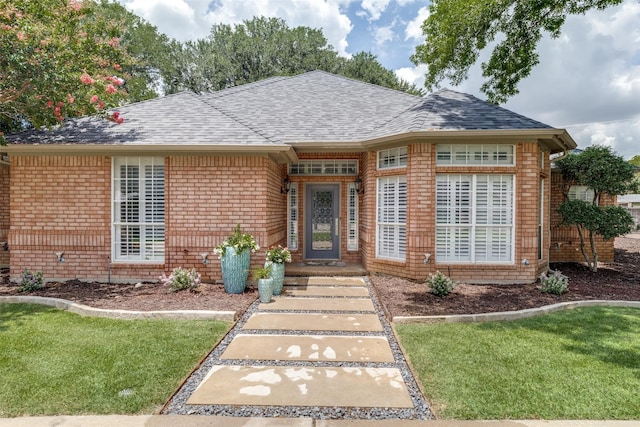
[[589, 229, 599, 272], [576, 225, 595, 272]]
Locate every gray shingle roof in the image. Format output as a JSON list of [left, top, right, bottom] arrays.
[[7, 71, 554, 146]]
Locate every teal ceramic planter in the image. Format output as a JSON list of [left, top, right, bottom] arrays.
[[221, 246, 250, 294], [266, 261, 285, 295], [258, 278, 273, 303]]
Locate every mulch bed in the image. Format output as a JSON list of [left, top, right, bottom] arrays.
[[2, 237, 639, 317]]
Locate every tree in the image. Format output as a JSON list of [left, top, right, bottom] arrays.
[[629, 155, 640, 167], [556, 145, 638, 271], [162, 17, 423, 96], [411, 0, 624, 104], [94, 0, 173, 102], [0, 0, 137, 140]]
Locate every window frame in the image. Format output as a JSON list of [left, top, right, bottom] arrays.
[[287, 182, 299, 251], [377, 147, 407, 170], [435, 174, 515, 264], [376, 175, 407, 261], [111, 157, 165, 263], [436, 144, 515, 166], [347, 182, 358, 251]]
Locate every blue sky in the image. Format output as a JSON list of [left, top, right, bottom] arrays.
[[118, 0, 640, 160]]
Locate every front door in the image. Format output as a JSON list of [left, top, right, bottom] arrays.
[[305, 184, 340, 259]]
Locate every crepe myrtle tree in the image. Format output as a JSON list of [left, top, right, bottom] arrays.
[[556, 145, 638, 272], [0, 0, 135, 143]]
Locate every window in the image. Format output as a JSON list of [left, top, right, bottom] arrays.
[[538, 178, 544, 260], [347, 183, 358, 251], [568, 186, 595, 202], [289, 160, 357, 176], [287, 183, 299, 250], [436, 144, 515, 166], [377, 147, 407, 170], [436, 174, 514, 263], [112, 157, 165, 262], [376, 176, 407, 260]]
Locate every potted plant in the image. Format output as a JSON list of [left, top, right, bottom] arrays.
[[265, 245, 291, 296], [213, 224, 259, 294], [252, 264, 273, 303]]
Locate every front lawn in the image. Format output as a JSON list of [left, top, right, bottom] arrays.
[[396, 307, 640, 420], [0, 303, 229, 417]]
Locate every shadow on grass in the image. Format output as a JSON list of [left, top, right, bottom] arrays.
[[0, 303, 58, 332], [480, 307, 640, 377]]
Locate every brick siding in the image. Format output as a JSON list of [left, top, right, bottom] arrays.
[[0, 162, 9, 267], [8, 154, 286, 282]]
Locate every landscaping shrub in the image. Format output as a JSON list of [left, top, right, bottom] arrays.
[[427, 271, 455, 297], [160, 267, 201, 292], [19, 269, 44, 292], [539, 269, 569, 295]]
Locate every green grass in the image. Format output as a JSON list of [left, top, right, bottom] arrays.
[[396, 307, 640, 420], [0, 303, 230, 417]]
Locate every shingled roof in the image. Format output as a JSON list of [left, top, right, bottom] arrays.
[[6, 71, 573, 152]]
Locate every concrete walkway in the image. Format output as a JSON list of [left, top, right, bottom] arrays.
[[171, 276, 422, 413]]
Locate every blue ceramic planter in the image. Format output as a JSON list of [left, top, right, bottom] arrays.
[[258, 278, 273, 303], [265, 261, 285, 295], [221, 246, 250, 294]]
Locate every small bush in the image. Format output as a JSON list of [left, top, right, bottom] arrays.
[[19, 269, 44, 292], [160, 267, 201, 292], [539, 270, 569, 295], [427, 271, 455, 297]]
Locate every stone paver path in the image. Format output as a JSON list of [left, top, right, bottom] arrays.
[[165, 276, 431, 419]]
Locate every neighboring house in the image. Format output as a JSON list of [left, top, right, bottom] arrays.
[[618, 194, 640, 228], [2, 71, 607, 284]]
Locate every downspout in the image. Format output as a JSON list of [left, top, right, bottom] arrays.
[[0, 154, 9, 166]]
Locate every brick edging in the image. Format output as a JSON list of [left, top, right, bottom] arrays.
[[392, 300, 640, 324], [0, 296, 236, 321]]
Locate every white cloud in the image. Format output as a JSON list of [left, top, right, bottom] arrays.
[[396, 0, 416, 6], [203, 0, 353, 57], [404, 6, 429, 41], [120, 0, 212, 40], [395, 64, 427, 88], [117, 0, 353, 57], [374, 25, 395, 47], [360, 0, 390, 21]]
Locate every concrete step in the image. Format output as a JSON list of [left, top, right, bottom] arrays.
[[221, 334, 395, 362], [282, 286, 370, 297], [186, 365, 413, 408], [259, 297, 375, 312], [242, 312, 383, 332]]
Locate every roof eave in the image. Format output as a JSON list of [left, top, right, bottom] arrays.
[[290, 129, 577, 153], [4, 143, 298, 164]]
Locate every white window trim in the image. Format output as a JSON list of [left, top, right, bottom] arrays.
[[567, 185, 595, 203], [435, 174, 515, 264], [111, 157, 165, 263], [376, 176, 407, 261], [377, 147, 407, 170], [347, 182, 358, 251], [436, 144, 516, 166], [287, 182, 299, 251]]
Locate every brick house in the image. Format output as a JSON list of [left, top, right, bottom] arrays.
[[2, 71, 605, 284]]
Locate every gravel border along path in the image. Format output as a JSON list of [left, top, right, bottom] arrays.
[[162, 277, 433, 420]]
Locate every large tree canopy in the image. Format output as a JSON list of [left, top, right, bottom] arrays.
[[0, 0, 138, 136], [412, 0, 624, 104], [163, 17, 424, 96]]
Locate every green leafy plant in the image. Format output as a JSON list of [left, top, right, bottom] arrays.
[[539, 270, 569, 295], [19, 269, 44, 292], [252, 264, 272, 281], [265, 245, 292, 264], [427, 271, 455, 297], [160, 267, 200, 292], [213, 224, 259, 257]]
